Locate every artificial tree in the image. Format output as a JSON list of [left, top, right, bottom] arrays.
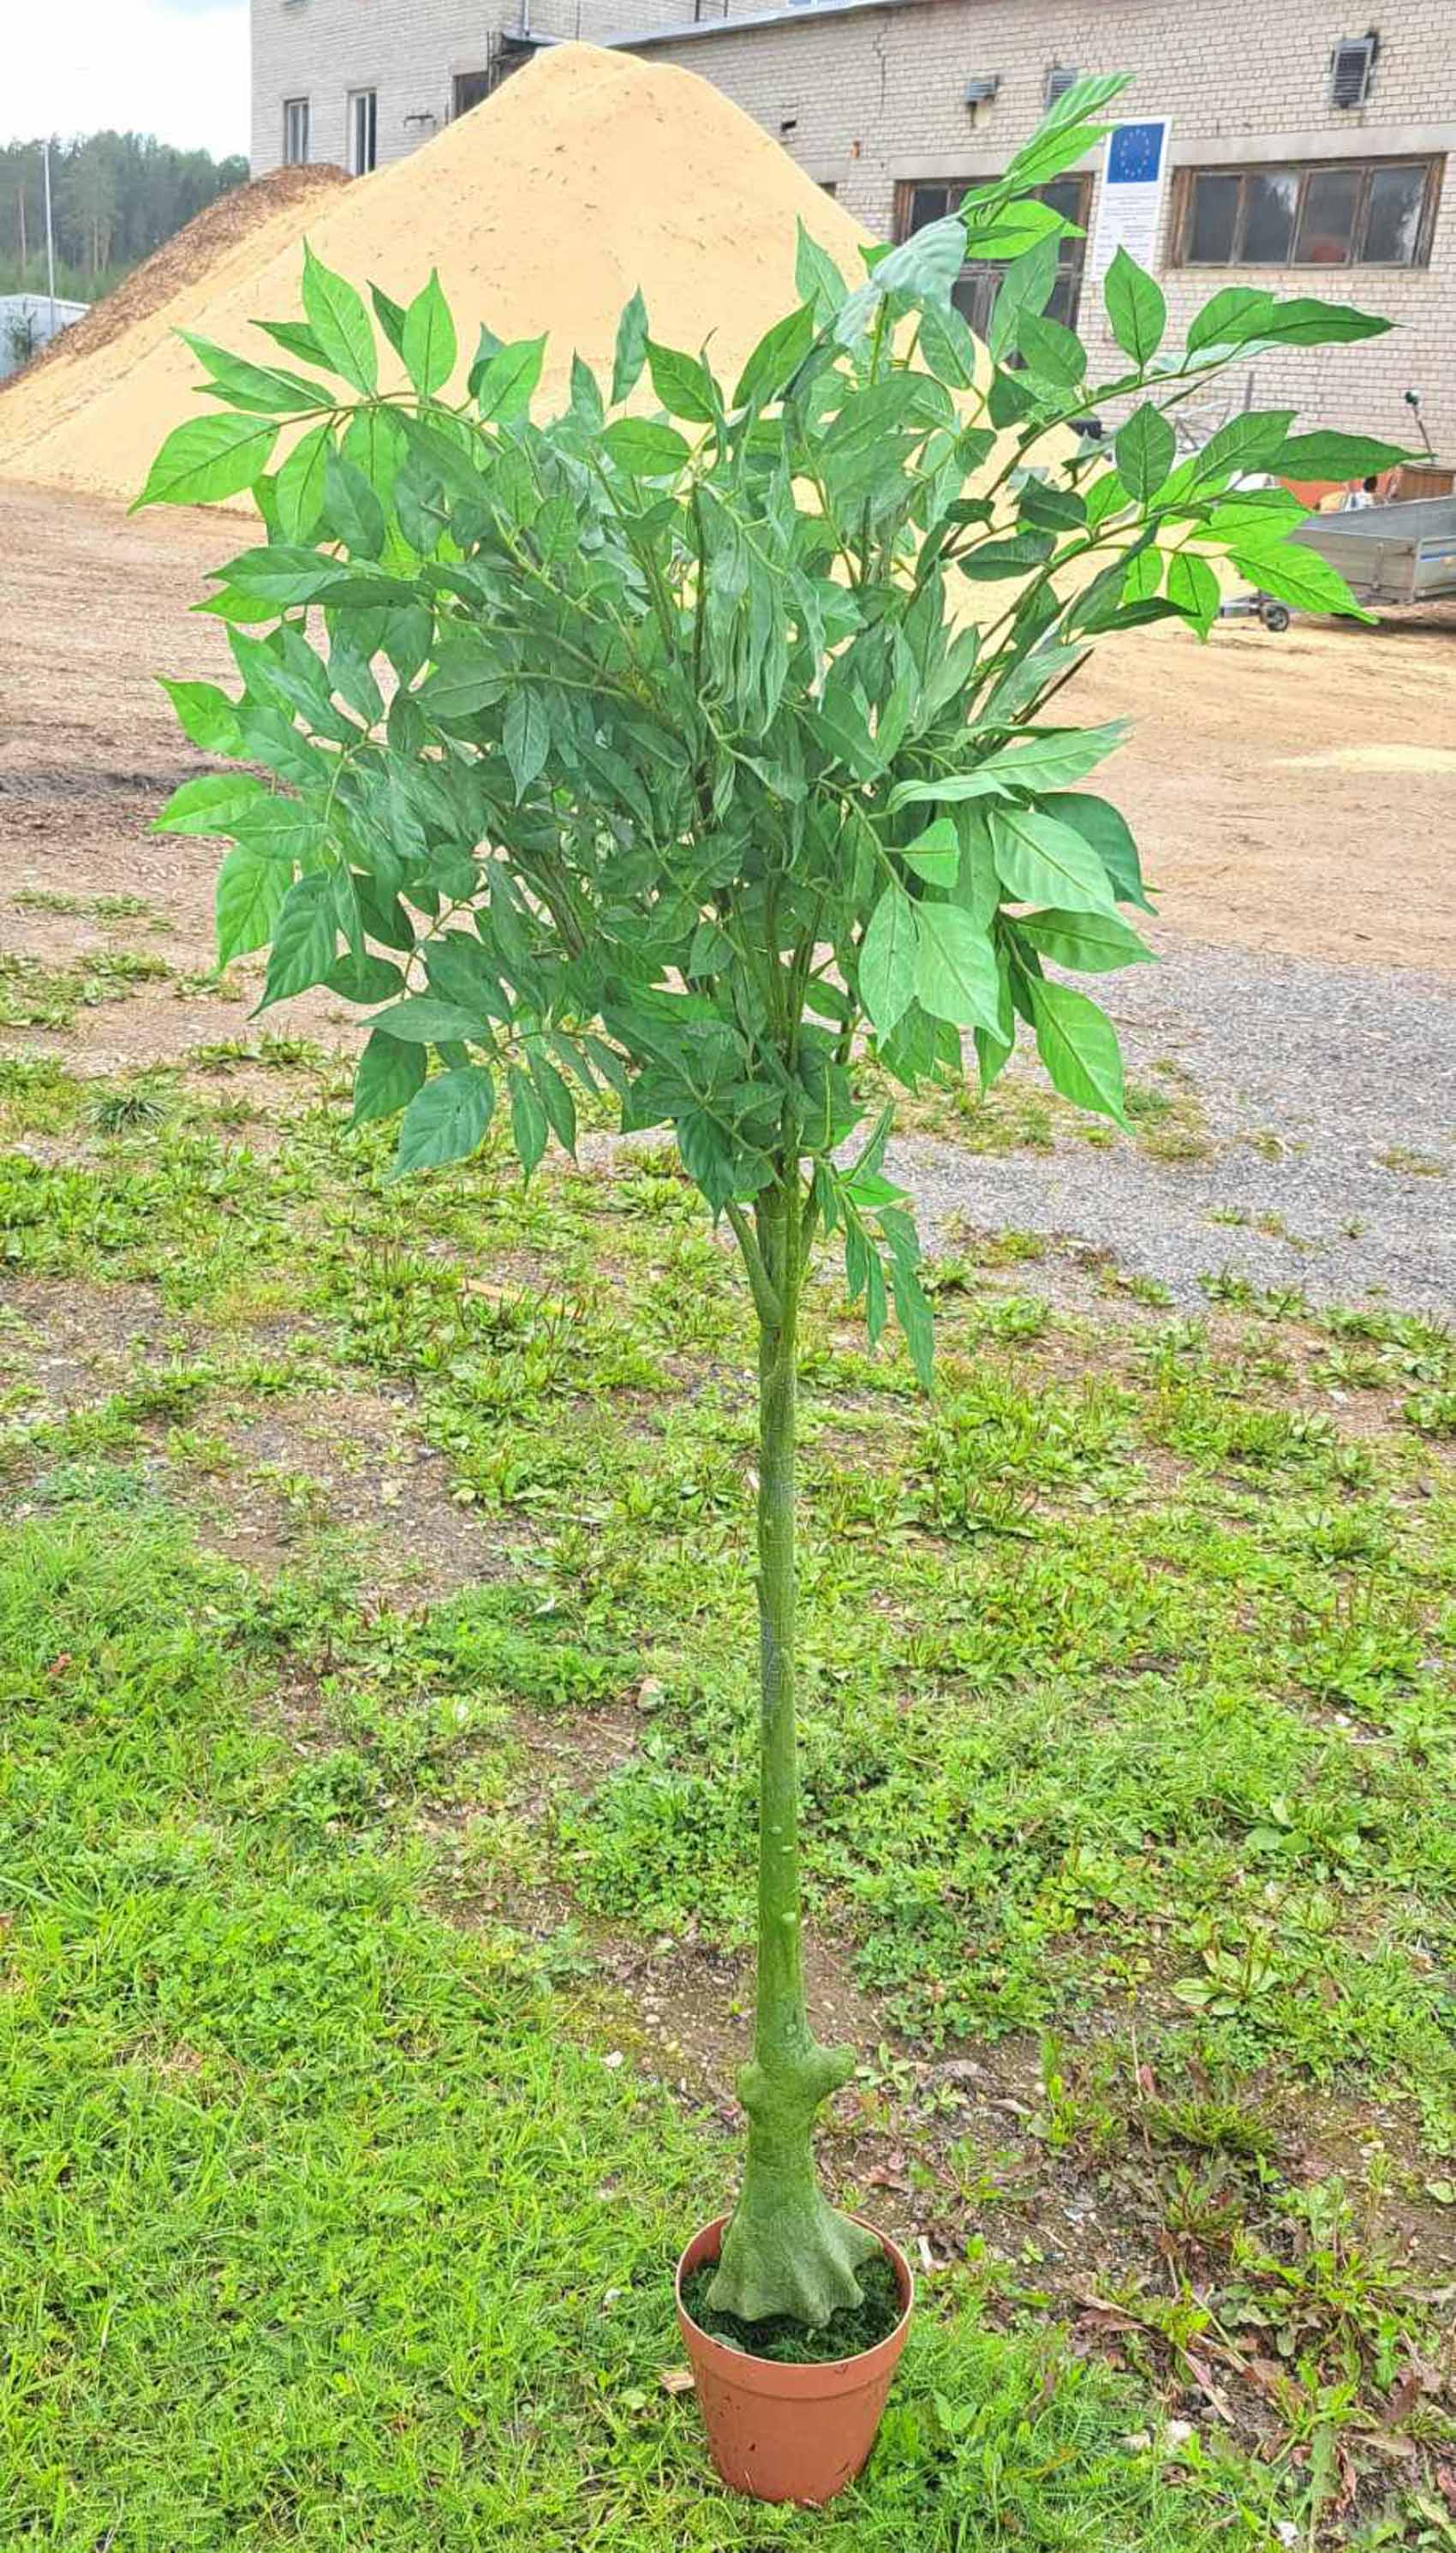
[[142, 75, 1396, 2330]]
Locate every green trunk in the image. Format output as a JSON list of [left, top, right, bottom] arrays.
[[707, 1175, 878, 2328]]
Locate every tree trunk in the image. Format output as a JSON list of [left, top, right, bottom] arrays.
[[707, 1172, 878, 2327]]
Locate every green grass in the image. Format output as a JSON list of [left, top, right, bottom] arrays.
[[0, 1048, 1453, 2541], [0, 948, 172, 1030], [0, 1511, 1266, 2550]]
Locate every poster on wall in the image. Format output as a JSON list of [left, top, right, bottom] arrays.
[[1089, 118, 1173, 282]]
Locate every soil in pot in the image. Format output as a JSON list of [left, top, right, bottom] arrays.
[[680, 2252, 903, 2365]]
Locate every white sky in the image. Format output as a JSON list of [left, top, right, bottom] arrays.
[[6, 1, 251, 162]]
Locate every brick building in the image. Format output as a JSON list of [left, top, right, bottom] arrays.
[[249, 1, 1456, 448]]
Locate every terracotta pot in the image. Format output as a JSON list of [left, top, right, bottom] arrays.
[[674, 2214, 914, 2505]]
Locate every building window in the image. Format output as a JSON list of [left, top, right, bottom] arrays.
[[1175, 157, 1441, 268], [283, 98, 310, 166], [894, 175, 1092, 334], [349, 88, 379, 176], [452, 70, 493, 118]]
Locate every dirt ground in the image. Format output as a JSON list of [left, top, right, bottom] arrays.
[[2, 485, 1453, 1015]]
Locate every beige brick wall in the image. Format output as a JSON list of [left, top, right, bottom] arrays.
[[249, 0, 1454, 445], [249, 0, 686, 177], [630, 0, 1456, 447]]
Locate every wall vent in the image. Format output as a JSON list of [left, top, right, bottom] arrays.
[[1330, 33, 1376, 108], [1044, 64, 1078, 109]]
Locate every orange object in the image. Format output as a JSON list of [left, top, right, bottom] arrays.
[[674, 2215, 914, 2505]]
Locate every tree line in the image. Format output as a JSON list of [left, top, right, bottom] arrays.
[[0, 133, 248, 300]]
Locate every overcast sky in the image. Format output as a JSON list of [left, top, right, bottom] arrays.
[[7, 1, 250, 161]]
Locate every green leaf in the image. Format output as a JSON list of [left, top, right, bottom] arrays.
[[1239, 296, 1393, 350], [392, 1067, 495, 1177], [1276, 431, 1409, 478], [859, 886, 920, 1036], [1167, 551, 1221, 635], [900, 817, 959, 887], [325, 952, 406, 1004], [1017, 314, 1087, 387], [417, 638, 507, 720], [503, 687, 551, 798], [180, 332, 326, 416], [322, 445, 385, 558], [611, 288, 649, 404], [733, 304, 815, 410], [352, 1030, 425, 1125], [301, 243, 378, 393], [890, 723, 1128, 812], [601, 417, 689, 477], [988, 236, 1059, 361], [399, 268, 456, 397], [1103, 247, 1167, 367], [871, 216, 966, 304], [529, 1050, 578, 1154], [647, 338, 716, 423], [367, 996, 489, 1044], [158, 678, 243, 756], [1016, 907, 1153, 972], [474, 334, 546, 423], [1025, 975, 1126, 1123], [891, 1257, 935, 1390], [913, 903, 1002, 1031], [273, 421, 333, 541], [253, 316, 332, 368], [1122, 548, 1163, 603], [1187, 286, 1274, 354], [215, 845, 290, 965], [794, 218, 847, 318], [134, 410, 280, 510], [1041, 792, 1154, 912], [1115, 404, 1174, 502], [1231, 538, 1374, 622], [508, 1066, 549, 1176], [152, 772, 269, 836], [989, 803, 1119, 915], [259, 872, 337, 1008], [369, 283, 409, 361], [956, 529, 1055, 582]]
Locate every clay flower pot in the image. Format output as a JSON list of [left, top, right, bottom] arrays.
[[674, 2215, 914, 2504]]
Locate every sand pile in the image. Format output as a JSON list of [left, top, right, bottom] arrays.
[[0, 46, 869, 506]]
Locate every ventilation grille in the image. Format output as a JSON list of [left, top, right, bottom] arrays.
[[1330, 33, 1376, 108], [1044, 64, 1078, 109]]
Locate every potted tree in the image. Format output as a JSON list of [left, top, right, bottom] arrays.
[[141, 72, 1395, 2505]]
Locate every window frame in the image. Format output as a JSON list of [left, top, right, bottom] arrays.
[[348, 87, 379, 176], [451, 70, 493, 119], [892, 172, 1094, 336], [1173, 154, 1441, 271], [282, 97, 310, 167]]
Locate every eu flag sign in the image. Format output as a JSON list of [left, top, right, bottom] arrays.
[[1092, 117, 1173, 280]]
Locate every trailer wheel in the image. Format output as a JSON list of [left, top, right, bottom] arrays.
[[1260, 601, 1292, 634]]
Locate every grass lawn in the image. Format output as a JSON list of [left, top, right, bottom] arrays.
[[1, 1037, 1453, 2546]]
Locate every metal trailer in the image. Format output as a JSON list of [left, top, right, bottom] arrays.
[[1224, 494, 1456, 631]]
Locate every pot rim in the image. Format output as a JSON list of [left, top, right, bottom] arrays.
[[675, 2212, 914, 2377]]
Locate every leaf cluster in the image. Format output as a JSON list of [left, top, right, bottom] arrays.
[[143, 82, 1399, 1374]]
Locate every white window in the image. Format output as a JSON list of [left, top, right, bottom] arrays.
[[349, 88, 378, 176], [283, 98, 310, 166]]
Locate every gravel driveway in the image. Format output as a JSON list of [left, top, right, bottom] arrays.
[[892, 937, 1456, 1314]]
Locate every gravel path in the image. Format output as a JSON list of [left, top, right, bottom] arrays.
[[892, 937, 1456, 1314]]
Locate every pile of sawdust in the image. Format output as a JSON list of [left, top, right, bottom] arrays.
[[0, 164, 349, 397], [0, 46, 869, 507]]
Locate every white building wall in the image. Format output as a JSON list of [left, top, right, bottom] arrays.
[[249, 0, 1454, 445], [250, 0, 688, 177], [627, 0, 1456, 446]]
